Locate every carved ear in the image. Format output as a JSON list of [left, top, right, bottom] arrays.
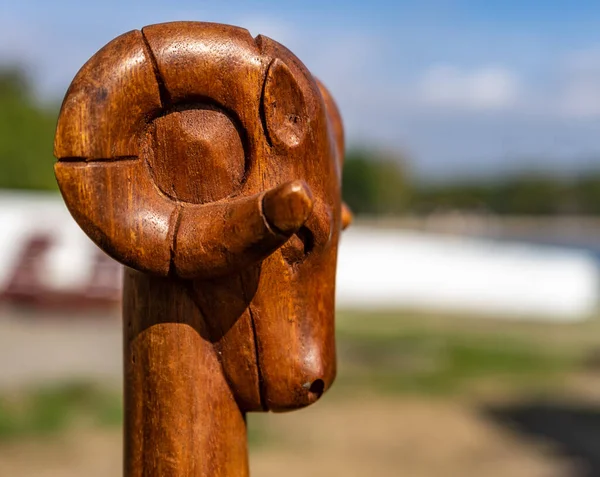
[[262, 59, 309, 149], [342, 202, 353, 230], [316, 78, 345, 167]]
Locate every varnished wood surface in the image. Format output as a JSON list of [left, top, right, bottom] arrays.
[[55, 21, 350, 476], [123, 269, 249, 477], [54, 30, 162, 159]]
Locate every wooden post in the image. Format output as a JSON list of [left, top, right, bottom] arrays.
[[54, 21, 352, 476]]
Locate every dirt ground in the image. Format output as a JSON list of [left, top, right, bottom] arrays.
[[0, 310, 121, 388], [0, 395, 578, 477]]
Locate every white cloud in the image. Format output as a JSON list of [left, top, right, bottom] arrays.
[[558, 46, 600, 118], [418, 65, 521, 111]]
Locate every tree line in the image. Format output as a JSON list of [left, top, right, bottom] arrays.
[[342, 149, 600, 216], [0, 69, 57, 190]]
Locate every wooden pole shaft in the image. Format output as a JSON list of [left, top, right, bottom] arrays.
[[123, 269, 249, 476]]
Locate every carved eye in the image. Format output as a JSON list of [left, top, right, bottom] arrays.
[[146, 106, 246, 204], [262, 59, 309, 149]]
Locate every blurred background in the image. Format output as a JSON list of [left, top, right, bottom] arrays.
[[1, 1, 600, 476]]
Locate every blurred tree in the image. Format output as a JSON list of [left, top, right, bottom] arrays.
[[341, 149, 600, 217], [412, 172, 600, 216], [411, 182, 493, 214], [342, 149, 410, 215], [0, 68, 58, 190], [576, 173, 600, 215], [491, 175, 566, 215]]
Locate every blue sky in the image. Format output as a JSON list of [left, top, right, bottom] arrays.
[[2, 0, 600, 181]]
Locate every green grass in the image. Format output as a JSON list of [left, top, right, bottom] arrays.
[[336, 330, 573, 395], [0, 311, 596, 441], [334, 311, 585, 395], [0, 382, 121, 441], [0, 381, 274, 446]]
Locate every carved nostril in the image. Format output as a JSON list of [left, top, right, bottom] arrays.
[[308, 379, 325, 398]]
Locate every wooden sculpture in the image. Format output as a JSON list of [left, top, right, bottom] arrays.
[[53, 21, 352, 476]]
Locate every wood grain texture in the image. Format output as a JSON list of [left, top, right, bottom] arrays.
[[263, 59, 309, 149], [123, 269, 249, 477], [54, 20, 350, 477], [54, 30, 162, 159], [147, 107, 246, 204], [55, 160, 175, 276]]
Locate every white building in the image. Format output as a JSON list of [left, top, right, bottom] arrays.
[[0, 191, 597, 321]]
